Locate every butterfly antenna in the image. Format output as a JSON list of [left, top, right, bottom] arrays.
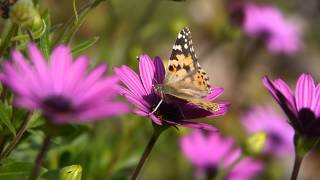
[[149, 99, 163, 115]]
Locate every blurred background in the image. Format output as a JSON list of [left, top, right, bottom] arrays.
[[1, 0, 320, 179]]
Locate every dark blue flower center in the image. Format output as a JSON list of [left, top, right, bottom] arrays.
[[42, 95, 73, 113], [205, 166, 218, 179], [269, 132, 284, 146], [257, 29, 272, 41]]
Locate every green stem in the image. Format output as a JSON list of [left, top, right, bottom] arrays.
[[28, 135, 51, 180], [123, 0, 160, 64], [214, 154, 244, 180], [0, 22, 19, 56], [53, 0, 105, 45], [0, 112, 33, 161], [290, 153, 304, 180], [131, 124, 167, 180]]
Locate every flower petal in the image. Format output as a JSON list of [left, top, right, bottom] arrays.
[[114, 66, 147, 98], [139, 54, 155, 94], [166, 120, 218, 131], [49, 45, 72, 94], [153, 56, 165, 84], [295, 73, 315, 110], [312, 84, 320, 117], [205, 87, 224, 100]]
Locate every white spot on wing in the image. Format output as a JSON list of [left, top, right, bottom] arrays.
[[173, 45, 182, 51], [184, 44, 188, 49]]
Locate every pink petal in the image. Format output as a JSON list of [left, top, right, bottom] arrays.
[[139, 54, 155, 94], [153, 56, 165, 84], [49, 45, 72, 94], [114, 66, 147, 98], [295, 73, 315, 110], [205, 87, 224, 100]]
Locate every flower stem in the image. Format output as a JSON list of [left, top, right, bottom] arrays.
[[131, 124, 167, 180], [0, 112, 33, 161], [28, 135, 51, 180], [0, 22, 19, 56], [53, 0, 105, 45], [290, 153, 304, 180]]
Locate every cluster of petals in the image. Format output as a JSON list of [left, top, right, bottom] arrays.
[[244, 3, 302, 55], [115, 54, 230, 130], [0, 44, 129, 124], [241, 105, 294, 156], [263, 73, 320, 137], [180, 130, 263, 180]]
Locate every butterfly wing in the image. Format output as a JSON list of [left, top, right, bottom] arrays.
[[165, 27, 211, 97]]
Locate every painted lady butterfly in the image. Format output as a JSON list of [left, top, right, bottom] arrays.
[[153, 27, 220, 112]]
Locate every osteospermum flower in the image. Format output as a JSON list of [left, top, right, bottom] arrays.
[[0, 44, 129, 124], [241, 106, 294, 156], [180, 130, 263, 180], [243, 4, 301, 55], [262, 73, 320, 138], [114, 55, 229, 131]]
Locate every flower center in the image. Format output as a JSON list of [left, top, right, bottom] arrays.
[[42, 95, 73, 113], [257, 29, 271, 41], [269, 132, 283, 146], [152, 98, 183, 121], [205, 166, 218, 179]]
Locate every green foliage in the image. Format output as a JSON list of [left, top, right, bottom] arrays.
[[71, 36, 99, 56], [0, 101, 15, 136], [0, 160, 46, 180]]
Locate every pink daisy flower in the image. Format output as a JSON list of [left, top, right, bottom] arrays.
[[180, 130, 263, 180], [262, 73, 320, 137], [115, 54, 230, 131], [244, 4, 302, 55], [0, 44, 129, 124], [241, 105, 294, 156]]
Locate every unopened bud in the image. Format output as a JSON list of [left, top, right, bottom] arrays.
[[9, 0, 37, 27], [59, 165, 82, 180], [244, 132, 267, 156]]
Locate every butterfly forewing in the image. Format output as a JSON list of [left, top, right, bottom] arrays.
[[165, 27, 211, 95], [156, 27, 219, 112]]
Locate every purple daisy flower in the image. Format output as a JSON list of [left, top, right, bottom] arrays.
[[180, 130, 263, 180], [262, 73, 320, 137], [114, 54, 229, 131], [243, 4, 302, 55], [241, 105, 294, 156], [0, 44, 129, 124]]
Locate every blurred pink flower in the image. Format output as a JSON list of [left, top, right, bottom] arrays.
[[115, 54, 230, 131], [0, 44, 129, 124], [244, 4, 302, 55], [263, 73, 320, 138], [241, 106, 294, 156], [180, 130, 263, 180]]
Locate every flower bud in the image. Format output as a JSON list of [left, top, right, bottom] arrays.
[[244, 131, 267, 156], [59, 165, 82, 180], [9, 0, 37, 27]]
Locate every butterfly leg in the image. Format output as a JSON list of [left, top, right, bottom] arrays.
[[149, 99, 163, 115]]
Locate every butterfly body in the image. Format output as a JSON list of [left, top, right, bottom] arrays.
[[154, 27, 220, 112]]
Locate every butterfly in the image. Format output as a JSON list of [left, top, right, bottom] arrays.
[[153, 27, 220, 113]]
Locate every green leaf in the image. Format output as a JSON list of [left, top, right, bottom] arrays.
[[71, 37, 99, 56], [38, 10, 51, 58], [0, 101, 15, 136], [0, 161, 46, 180], [59, 165, 82, 180]]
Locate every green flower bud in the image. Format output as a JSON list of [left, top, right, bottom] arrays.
[[244, 131, 267, 156], [59, 165, 82, 180], [9, 0, 37, 27]]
